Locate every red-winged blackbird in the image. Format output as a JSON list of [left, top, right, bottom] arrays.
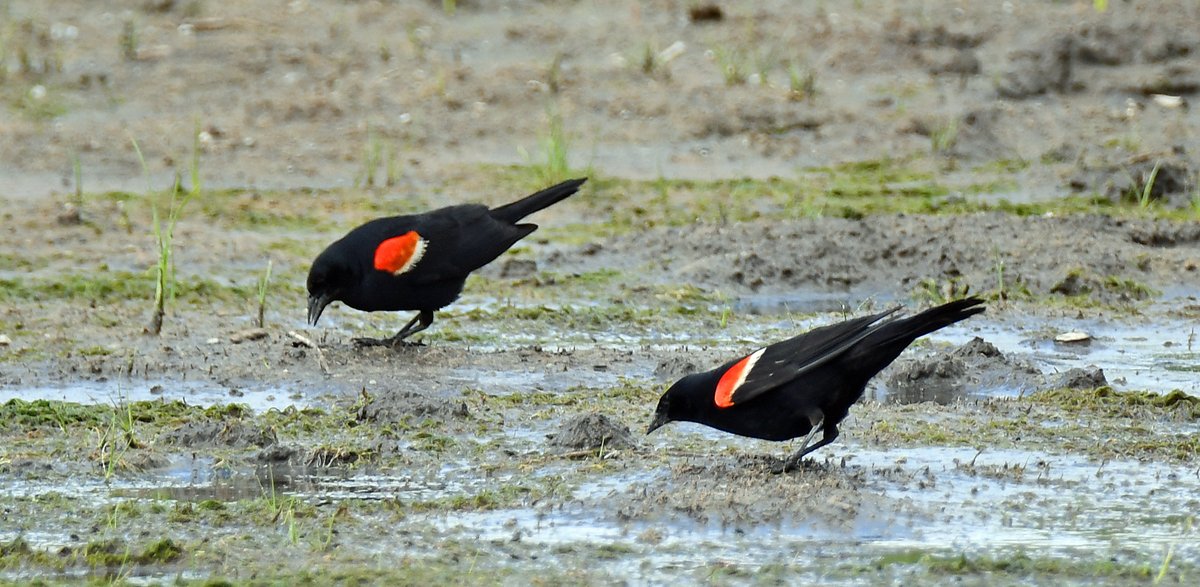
[[647, 297, 985, 471], [307, 178, 587, 346]]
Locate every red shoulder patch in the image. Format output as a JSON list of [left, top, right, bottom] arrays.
[[714, 347, 765, 408], [374, 231, 426, 275]]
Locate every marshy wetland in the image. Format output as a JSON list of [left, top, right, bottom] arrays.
[[3, 0, 1200, 584]]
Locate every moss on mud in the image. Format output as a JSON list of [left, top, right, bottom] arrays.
[[0, 399, 249, 431], [867, 549, 1178, 581], [1031, 387, 1200, 419], [864, 387, 1200, 463]]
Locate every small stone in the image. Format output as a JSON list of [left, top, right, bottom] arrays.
[[688, 4, 723, 22], [229, 328, 269, 343], [1055, 331, 1091, 344], [0, 334, 11, 346], [1152, 94, 1186, 109]]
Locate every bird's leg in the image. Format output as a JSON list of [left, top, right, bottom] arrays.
[[353, 311, 434, 348], [795, 417, 825, 456], [385, 310, 433, 345], [779, 416, 841, 473]]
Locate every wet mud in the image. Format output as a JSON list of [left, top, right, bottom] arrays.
[[3, 0, 1200, 584]]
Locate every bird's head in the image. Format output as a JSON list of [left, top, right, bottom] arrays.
[[306, 250, 355, 326], [646, 379, 688, 434]]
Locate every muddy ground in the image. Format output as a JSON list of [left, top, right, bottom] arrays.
[[3, 0, 1200, 584]]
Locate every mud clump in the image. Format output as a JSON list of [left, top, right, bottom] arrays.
[[1069, 153, 1197, 211], [356, 390, 469, 426], [3, 458, 56, 476], [499, 258, 537, 279], [253, 444, 298, 465], [1129, 220, 1200, 247], [996, 34, 1073, 99], [305, 445, 372, 467], [549, 413, 635, 451], [1105, 159, 1196, 209], [949, 109, 1005, 159], [885, 337, 1044, 404], [997, 21, 1198, 99], [918, 108, 1006, 161], [1050, 268, 1157, 304], [925, 48, 981, 78], [160, 419, 276, 449], [1055, 366, 1109, 390], [893, 22, 986, 49], [612, 457, 874, 527], [1049, 270, 1093, 297], [593, 213, 1200, 300], [654, 356, 700, 380], [254, 443, 388, 469], [125, 452, 172, 471]]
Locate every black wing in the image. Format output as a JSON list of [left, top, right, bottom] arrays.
[[366, 204, 534, 285], [725, 307, 900, 406]]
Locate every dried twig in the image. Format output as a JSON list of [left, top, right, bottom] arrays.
[[288, 330, 330, 375]]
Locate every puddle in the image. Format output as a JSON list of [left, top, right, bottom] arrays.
[[946, 320, 1200, 395], [844, 446, 1200, 557], [2, 302, 1197, 580], [4, 439, 1197, 579], [0, 380, 323, 411]]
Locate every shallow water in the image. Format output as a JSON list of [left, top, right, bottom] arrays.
[[951, 320, 1199, 395], [6, 440, 1195, 581], [3, 302, 1198, 581], [0, 380, 326, 411]]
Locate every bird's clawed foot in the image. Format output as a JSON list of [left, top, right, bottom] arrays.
[[770, 455, 810, 474], [771, 416, 826, 474], [351, 336, 425, 349]]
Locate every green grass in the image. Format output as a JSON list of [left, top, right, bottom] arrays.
[[0, 272, 257, 305], [256, 259, 273, 328], [120, 18, 138, 60], [519, 109, 577, 185], [712, 46, 748, 86], [930, 118, 959, 154], [71, 149, 83, 207], [133, 133, 199, 335], [355, 127, 401, 188], [1138, 160, 1163, 208], [424, 161, 1199, 244], [11, 83, 67, 120], [787, 61, 817, 101]]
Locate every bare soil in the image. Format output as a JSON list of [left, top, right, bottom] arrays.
[[2, 0, 1200, 584]]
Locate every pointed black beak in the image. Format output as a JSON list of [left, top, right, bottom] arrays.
[[646, 412, 669, 435], [307, 294, 332, 326]]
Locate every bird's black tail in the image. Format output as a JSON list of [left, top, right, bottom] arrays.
[[489, 178, 587, 224], [848, 297, 986, 368]]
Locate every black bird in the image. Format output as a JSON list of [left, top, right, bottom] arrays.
[[307, 178, 587, 346], [646, 297, 985, 471]]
